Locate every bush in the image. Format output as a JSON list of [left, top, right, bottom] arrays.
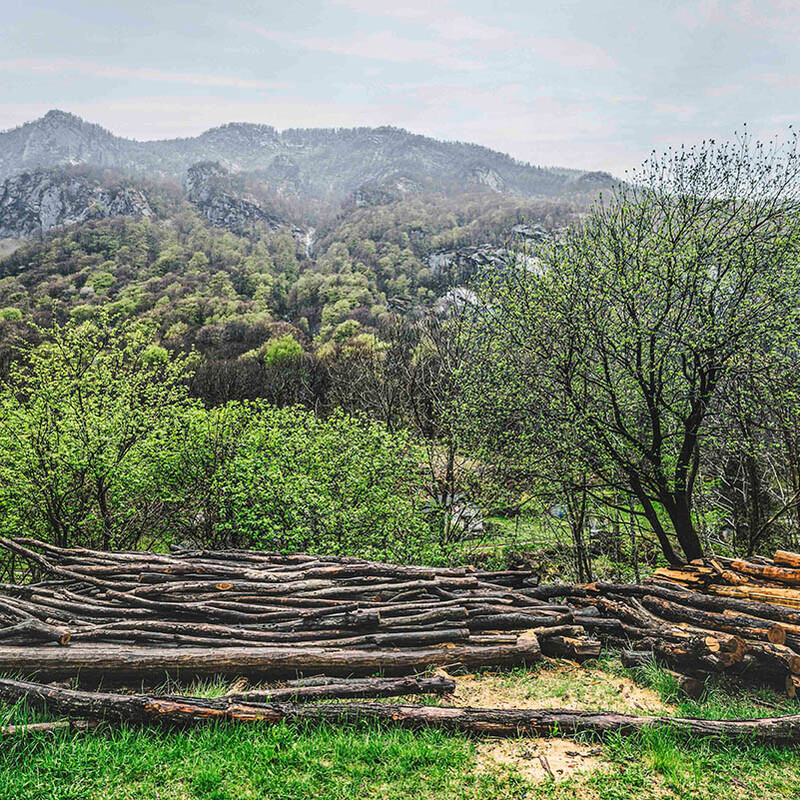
[[0, 318, 438, 568], [0, 317, 193, 552], [167, 403, 435, 562]]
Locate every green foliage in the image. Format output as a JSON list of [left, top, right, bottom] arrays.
[[0, 317, 194, 550], [0, 317, 437, 562], [166, 403, 433, 561], [261, 334, 303, 367], [0, 307, 21, 321], [474, 134, 800, 563]]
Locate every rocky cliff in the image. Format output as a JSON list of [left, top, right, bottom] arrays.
[[0, 169, 152, 239], [185, 162, 282, 235]]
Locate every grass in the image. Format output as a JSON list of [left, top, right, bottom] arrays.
[[0, 719, 499, 800], [1, 657, 799, 799]]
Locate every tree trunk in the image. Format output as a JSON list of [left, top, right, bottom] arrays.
[[0, 637, 542, 684], [662, 491, 703, 562], [4, 678, 800, 743]]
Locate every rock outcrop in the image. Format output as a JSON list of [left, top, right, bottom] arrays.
[[0, 169, 152, 239], [185, 162, 282, 235]]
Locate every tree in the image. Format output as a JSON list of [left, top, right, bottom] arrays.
[[166, 402, 432, 561], [477, 134, 800, 564], [0, 317, 193, 550]]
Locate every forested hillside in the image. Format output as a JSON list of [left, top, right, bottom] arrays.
[[0, 112, 596, 411], [0, 109, 614, 200]]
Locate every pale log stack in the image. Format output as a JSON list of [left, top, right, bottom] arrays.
[[4, 538, 800, 697]]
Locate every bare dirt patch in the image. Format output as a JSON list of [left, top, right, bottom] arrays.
[[475, 737, 604, 785], [443, 661, 673, 715]]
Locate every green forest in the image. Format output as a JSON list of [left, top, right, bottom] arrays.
[[1, 136, 799, 578]]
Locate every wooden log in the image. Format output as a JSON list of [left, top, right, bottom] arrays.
[[466, 612, 572, 632], [774, 551, 800, 569], [221, 675, 456, 703], [0, 538, 139, 590], [1, 719, 99, 736], [0, 636, 542, 683], [296, 577, 480, 600], [0, 597, 72, 645], [539, 635, 601, 661], [574, 616, 653, 641], [528, 625, 586, 639], [630, 635, 742, 674], [4, 678, 800, 742], [579, 596, 746, 658], [591, 583, 800, 626], [0, 618, 71, 646], [710, 585, 800, 609], [650, 568, 710, 589], [320, 627, 471, 649], [729, 560, 800, 587], [743, 641, 800, 675], [638, 595, 787, 645]]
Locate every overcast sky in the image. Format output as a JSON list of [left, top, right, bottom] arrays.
[[1, 0, 798, 175]]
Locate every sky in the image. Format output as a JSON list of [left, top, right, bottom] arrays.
[[1, 0, 799, 175]]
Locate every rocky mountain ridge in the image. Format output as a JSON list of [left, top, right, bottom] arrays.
[[0, 110, 615, 202]]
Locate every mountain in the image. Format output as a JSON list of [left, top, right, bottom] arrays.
[[0, 109, 607, 386], [0, 110, 614, 204]]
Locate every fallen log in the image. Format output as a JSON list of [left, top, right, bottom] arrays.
[[221, 675, 456, 703], [0, 636, 542, 683], [638, 595, 788, 645], [591, 583, 800, 626], [4, 678, 800, 742], [539, 635, 601, 661], [728, 560, 800, 587], [0, 719, 99, 736], [709, 585, 800, 609], [774, 550, 800, 569], [0, 618, 71, 646]]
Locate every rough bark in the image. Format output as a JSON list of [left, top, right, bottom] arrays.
[[0, 637, 542, 683], [3, 678, 800, 743]]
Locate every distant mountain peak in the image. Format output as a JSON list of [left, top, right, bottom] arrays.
[[42, 109, 82, 123], [0, 110, 616, 202]]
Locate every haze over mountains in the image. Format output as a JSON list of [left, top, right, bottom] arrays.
[[0, 110, 613, 214]]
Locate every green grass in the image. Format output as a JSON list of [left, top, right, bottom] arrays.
[[0, 719, 500, 800], [1, 658, 800, 799]]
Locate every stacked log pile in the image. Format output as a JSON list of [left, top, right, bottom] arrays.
[[526, 548, 800, 696], [0, 537, 600, 681], [6, 537, 800, 696]]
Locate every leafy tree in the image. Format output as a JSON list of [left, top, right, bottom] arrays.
[[166, 403, 432, 561], [0, 317, 193, 549], [477, 134, 800, 564]]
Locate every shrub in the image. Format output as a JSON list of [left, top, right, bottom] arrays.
[[168, 403, 434, 562]]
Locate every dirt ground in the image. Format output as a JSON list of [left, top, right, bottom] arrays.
[[475, 737, 604, 784], [432, 659, 673, 786], [443, 661, 672, 715]]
